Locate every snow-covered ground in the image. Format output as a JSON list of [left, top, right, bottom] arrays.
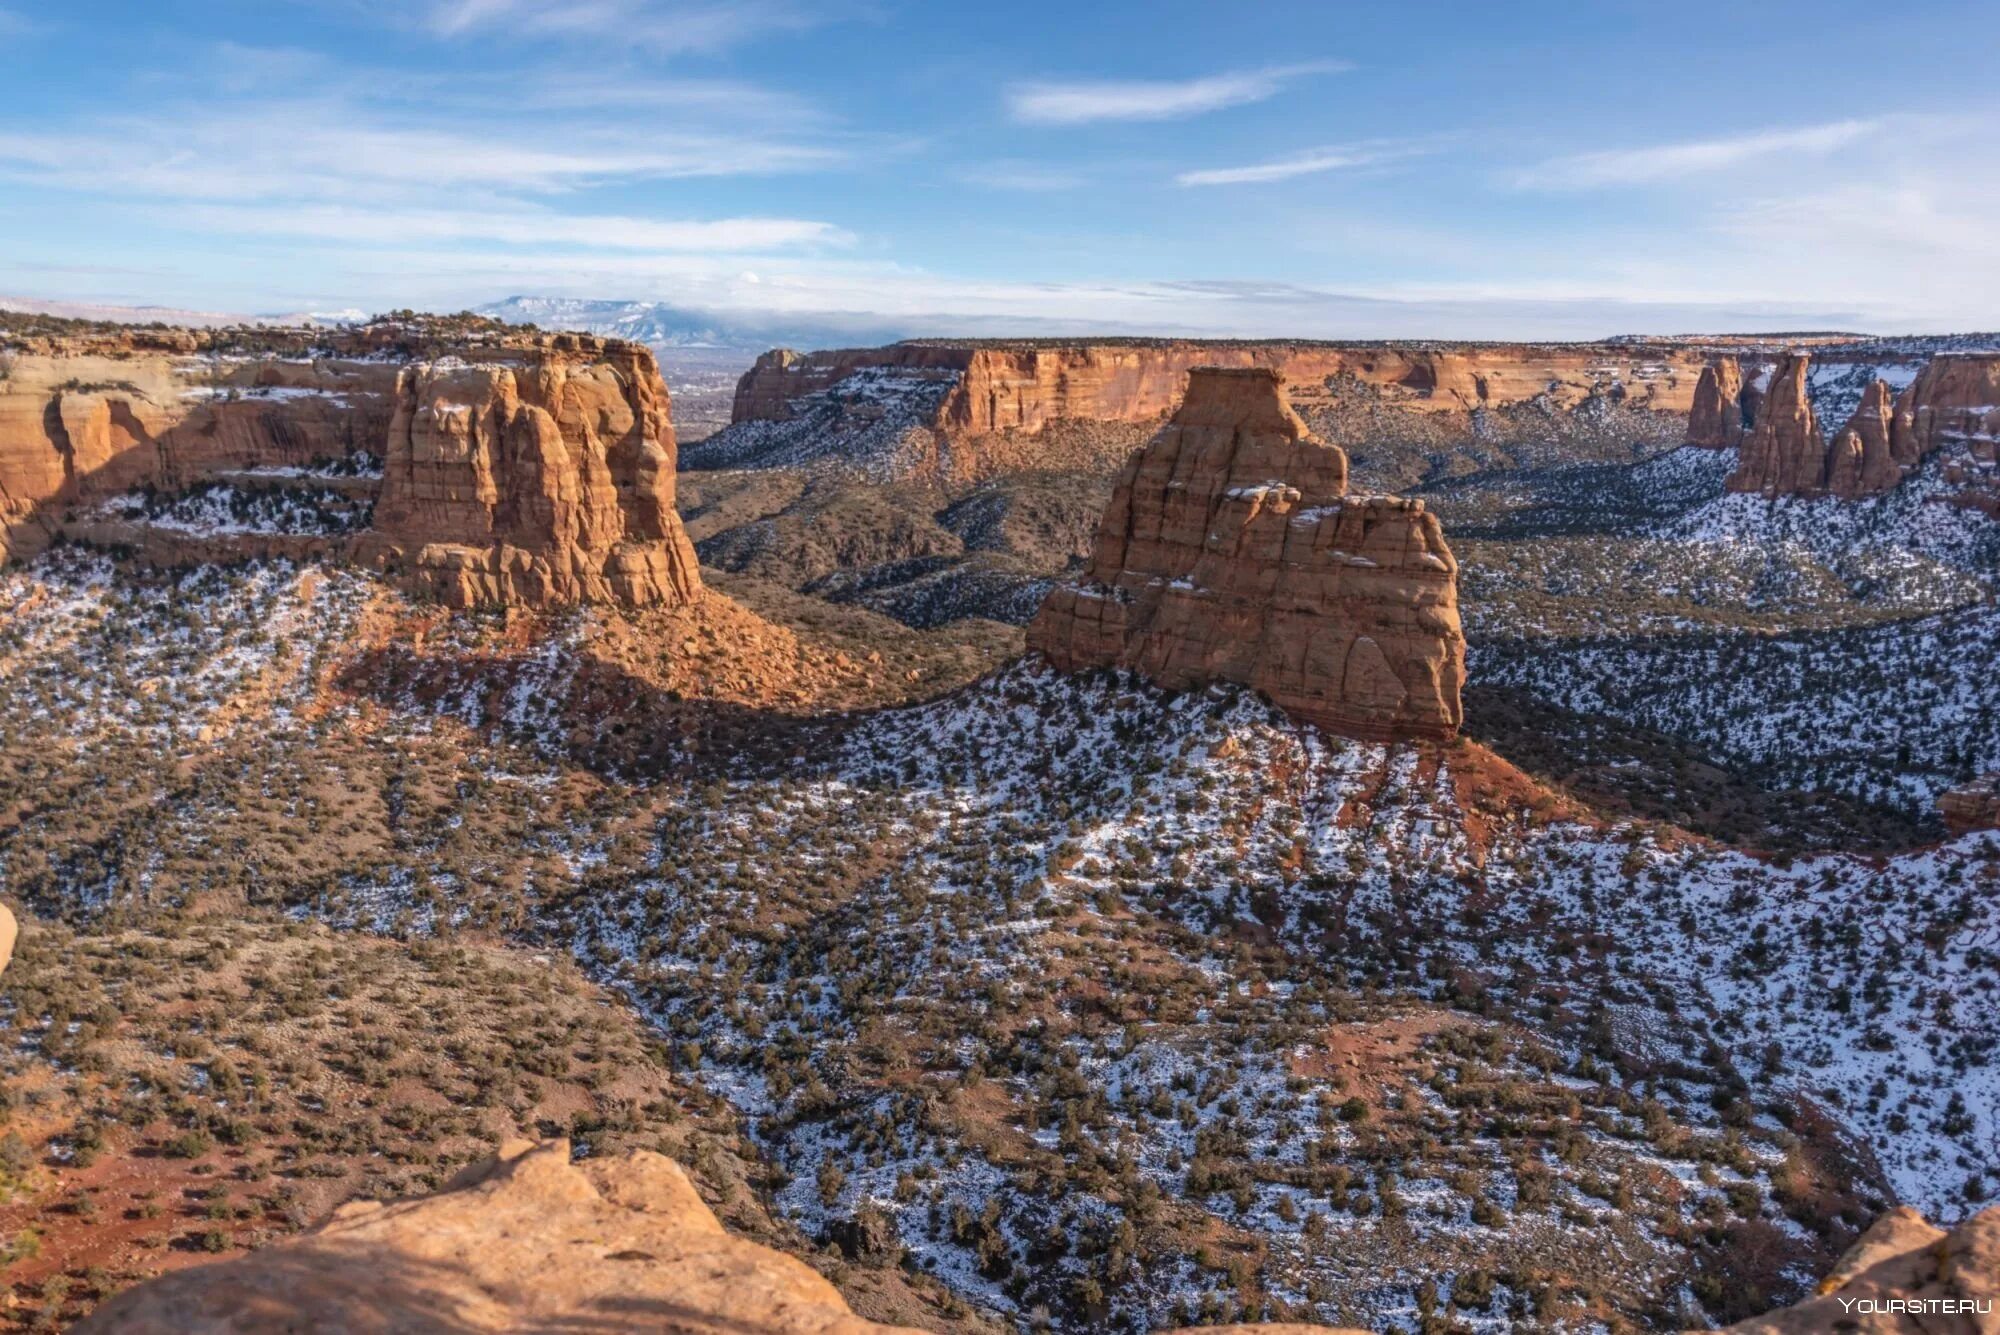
[[683, 366, 960, 480]]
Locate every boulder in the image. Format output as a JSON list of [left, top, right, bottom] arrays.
[[76, 1139, 927, 1334], [1029, 367, 1464, 742]]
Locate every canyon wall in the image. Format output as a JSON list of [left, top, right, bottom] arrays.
[[0, 338, 395, 562], [1029, 367, 1464, 743], [0, 321, 701, 609], [719, 338, 1712, 484]]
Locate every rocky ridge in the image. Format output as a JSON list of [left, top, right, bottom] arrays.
[[0, 317, 702, 609], [1030, 367, 1464, 741], [1941, 773, 2000, 836]]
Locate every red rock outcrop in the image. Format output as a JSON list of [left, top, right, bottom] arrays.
[[1827, 378, 1902, 498], [0, 321, 702, 609], [1709, 1204, 1999, 1333], [1898, 354, 2000, 514], [1718, 350, 2000, 504], [364, 339, 699, 609], [1730, 354, 1827, 495], [76, 1137, 1368, 1335], [1688, 357, 1746, 447], [0, 346, 395, 562], [1029, 367, 1464, 742], [1941, 773, 2000, 837]]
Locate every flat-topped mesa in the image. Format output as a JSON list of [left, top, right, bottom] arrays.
[[364, 339, 700, 609], [1029, 367, 1465, 742], [707, 338, 1714, 485], [1688, 357, 1746, 447]]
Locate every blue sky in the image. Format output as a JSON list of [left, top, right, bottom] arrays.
[[3, 0, 1998, 337]]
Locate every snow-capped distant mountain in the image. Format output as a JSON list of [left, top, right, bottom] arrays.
[[474, 296, 908, 354]]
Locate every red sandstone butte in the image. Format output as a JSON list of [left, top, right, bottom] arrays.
[[1029, 367, 1464, 743]]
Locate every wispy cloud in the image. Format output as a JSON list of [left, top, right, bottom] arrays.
[[172, 203, 850, 252], [956, 161, 1086, 192], [1005, 61, 1343, 126], [1515, 119, 1880, 189], [1176, 141, 1422, 187], [0, 106, 845, 202], [421, 0, 834, 54]]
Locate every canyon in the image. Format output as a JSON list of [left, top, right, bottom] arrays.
[[1029, 367, 1464, 742], [4, 305, 1999, 1334]]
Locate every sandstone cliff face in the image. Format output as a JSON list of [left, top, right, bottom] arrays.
[[0, 323, 701, 610], [76, 1137, 1365, 1335], [1898, 354, 2000, 514], [366, 339, 699, 609], [1688, 357, 1746, 447], [1826, 378, 1902, 497], [722, 339, 1710, 486], [0, 346, 394, 562], [1029, 368, 1464, 742]]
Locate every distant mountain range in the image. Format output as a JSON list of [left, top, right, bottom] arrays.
[[473, 296, 909, 355]]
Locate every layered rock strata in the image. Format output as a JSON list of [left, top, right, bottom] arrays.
[[1029, 367, 1464, 742], [1730, 354, 1827, 495], [1902, 354, 2000, 514], [720, 339, 1714, 485], [365, 339, 698, 608], [0, 322, 701, 609], [1941, 773, 2000, 837]]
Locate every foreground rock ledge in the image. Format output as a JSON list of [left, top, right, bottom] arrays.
[[73, 1135, 1999, 1332], [1714, 1203, 1999, 1333], [1029, 366, 1464, 742], [75, 1139, 1366, 1334]]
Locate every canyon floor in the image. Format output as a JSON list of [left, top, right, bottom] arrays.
[[0, 349, 1996, 1333]]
